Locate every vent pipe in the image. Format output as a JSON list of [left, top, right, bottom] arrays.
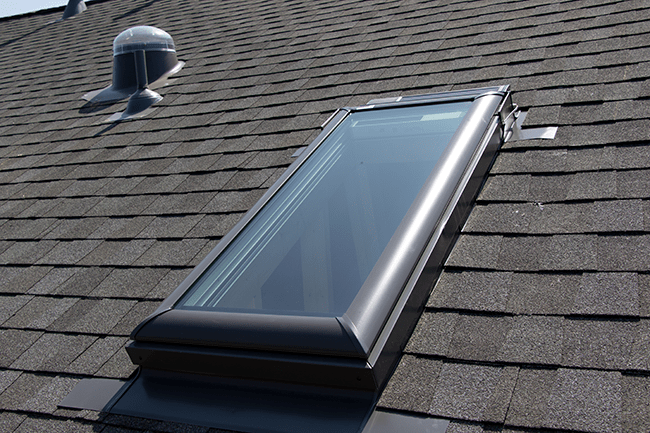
[[82, 26, 184, 121], [61, 0, 86, 20]]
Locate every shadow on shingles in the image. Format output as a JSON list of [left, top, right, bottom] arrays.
[[113, 0, 159, 21], [79, 100, 119, 114], [94, 121, 122, 136], [0, 22, 50, 49]]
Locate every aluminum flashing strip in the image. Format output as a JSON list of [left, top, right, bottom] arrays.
[[362, 410, 449, 433], [59, 378, 129, 412], [508, 111, 557, 141], [111, 369, 375, 433]]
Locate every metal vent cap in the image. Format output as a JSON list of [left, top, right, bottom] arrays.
[[82, 25, 184, 120], [113, 26, 176, 55]]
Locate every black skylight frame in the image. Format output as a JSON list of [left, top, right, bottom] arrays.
[[127, 86, 515, 394]]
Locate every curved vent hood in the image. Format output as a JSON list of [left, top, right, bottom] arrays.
[[61, 0, 86, 20], [82, 26, 185, 121]]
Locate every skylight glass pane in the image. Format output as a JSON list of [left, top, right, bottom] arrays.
[[177, 101, 471, 315]]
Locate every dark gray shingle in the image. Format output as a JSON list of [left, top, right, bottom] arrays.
[[1, 0, 649, 432]]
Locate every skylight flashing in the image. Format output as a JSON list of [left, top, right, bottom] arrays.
[[507, 110, 558, 141]]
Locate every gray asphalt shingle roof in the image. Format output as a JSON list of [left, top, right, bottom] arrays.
[[1, 0, 649, 431]]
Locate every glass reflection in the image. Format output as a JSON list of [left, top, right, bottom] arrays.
[[177, 102, 470, 315]]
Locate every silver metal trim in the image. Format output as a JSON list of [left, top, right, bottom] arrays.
[[507, 111, 558, 141], [321, 108, 347, 128], [361, 410, 449, 433]]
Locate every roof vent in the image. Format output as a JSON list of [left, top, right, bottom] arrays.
[[61, 0, 86, 20], [82, 26, 185, 121]]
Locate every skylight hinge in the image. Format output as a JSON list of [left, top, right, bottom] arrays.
[[500, 102, 520, 142]]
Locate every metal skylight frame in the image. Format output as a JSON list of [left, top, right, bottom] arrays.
[[125, 86, 515, 395]]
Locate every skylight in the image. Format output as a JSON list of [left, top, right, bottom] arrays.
[[108, 86, 515, 432]]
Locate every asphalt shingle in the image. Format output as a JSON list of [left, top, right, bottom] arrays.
[[0, 294, 32, 324], [377, 354, 442, 413], [427, 271, 512, 312], [2, 296, 78, 329], [428, 363, 518, 424], [507, 368, 623, 432], [0, 329, 42, 367], [573, 272, 640, 316], [498, 315, 564, 365], [0, 373, 78, 414], [0, 0, 649, 432], [47, 299, 136, 335]]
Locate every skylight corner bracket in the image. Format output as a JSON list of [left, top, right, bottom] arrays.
[[474, 90, 508, 100], [506, 110, 558, 142]]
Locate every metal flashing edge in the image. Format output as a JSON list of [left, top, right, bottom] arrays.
[[361, 410, 449, 433], [507, 111, 557, 141]]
